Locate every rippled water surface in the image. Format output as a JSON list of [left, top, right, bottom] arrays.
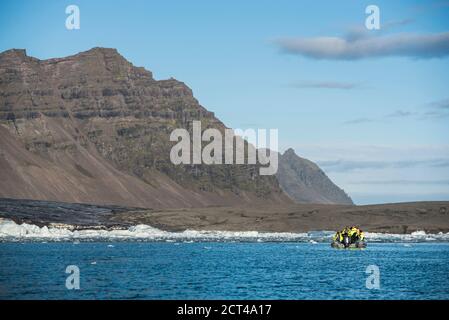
[[1, 242, 448, 299]]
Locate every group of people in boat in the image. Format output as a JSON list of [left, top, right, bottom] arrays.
[[332, 226, 365, 245]]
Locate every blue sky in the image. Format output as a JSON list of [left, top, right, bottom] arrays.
[[1, 0, 448, 204]]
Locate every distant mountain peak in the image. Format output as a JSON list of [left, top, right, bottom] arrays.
[[0, 48, 27, 57], [74, 47, 126, 61], [277, 149, 353, 205], [0, 49, 30, 64], [85, 46, 119, 53], [283, 148, 296, 156]]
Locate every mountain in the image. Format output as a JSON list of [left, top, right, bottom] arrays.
[[0, 47, 288, 208], [277, 148, 353, 205]]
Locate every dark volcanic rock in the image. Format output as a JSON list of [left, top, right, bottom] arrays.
[[277, 148, 353, 205], [0, 197, 135, 229]]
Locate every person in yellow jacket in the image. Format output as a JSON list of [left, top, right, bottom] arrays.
[[349, 226, 363, 243], [348, 226, 356, 236], [333, 231, 343, 242], [359, 230, 365, 241], [334, 227, 350, 243]]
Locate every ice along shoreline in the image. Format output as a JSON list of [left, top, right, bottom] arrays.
[[1, 219, 449, 243]]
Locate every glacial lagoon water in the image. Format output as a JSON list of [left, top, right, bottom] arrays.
[[1, 241, 449, 300]]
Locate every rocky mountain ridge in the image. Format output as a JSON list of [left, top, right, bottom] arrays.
[[0, 48, 351, 207], [0, 47, 286, 207]]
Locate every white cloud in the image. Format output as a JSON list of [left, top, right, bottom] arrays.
[[276, 31, 449, 60], [290, 81, 359, 90]]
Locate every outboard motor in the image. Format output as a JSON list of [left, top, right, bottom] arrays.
[[343, 235, 350, 248]]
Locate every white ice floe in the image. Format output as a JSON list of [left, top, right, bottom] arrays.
[[0, 219, 449, 242], [363, 230, 449, 242]]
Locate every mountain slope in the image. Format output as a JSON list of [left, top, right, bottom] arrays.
[[277, 148, 353, 205], [0, 48, 288, 208]]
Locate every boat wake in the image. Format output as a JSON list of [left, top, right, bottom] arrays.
[[1, 219, 449, 242]]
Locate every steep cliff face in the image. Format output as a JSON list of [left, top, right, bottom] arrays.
[[277, 149, 353, 205], [0, 48, 287, 208]]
